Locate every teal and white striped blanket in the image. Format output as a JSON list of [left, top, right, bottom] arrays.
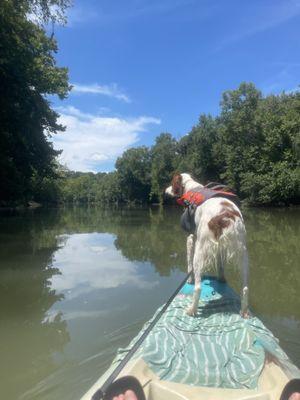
[[114, 278, 299, 389]]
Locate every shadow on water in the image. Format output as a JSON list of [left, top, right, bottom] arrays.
[[0, 206, 299, 399]]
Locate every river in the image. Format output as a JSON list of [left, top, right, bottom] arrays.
[[0, 206, 299, 400]]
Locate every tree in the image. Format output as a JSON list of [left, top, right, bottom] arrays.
[[115, 147, 152, 202], [16, 0, 72, 25], [218, 82, 262, 193], [150, 133, 179, 203], [178, 114, 221, 183], [0, 0, 70, 204], [240, 92, 300, 204], [96, 172, 123, 204]]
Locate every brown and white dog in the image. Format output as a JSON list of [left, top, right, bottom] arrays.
[[165, 173, 249, 318]]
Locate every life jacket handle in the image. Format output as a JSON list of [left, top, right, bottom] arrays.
[[204, 182, 234, 193]]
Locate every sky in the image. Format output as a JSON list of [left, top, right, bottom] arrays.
[[50, 0, 300, 172]]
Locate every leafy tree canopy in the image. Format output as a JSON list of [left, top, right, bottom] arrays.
[[115, 147, 152, 202], [46, 83, 299, 207], [150, 133, 179, 203], [0, 0, 70, 204]]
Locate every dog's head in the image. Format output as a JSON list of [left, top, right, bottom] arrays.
[[165, 173, 194, 198]]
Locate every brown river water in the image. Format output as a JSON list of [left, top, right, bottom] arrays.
[[0, 206, 299, 400]]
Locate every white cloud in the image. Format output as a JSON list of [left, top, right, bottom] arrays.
[[90, 153, 109, 162], [216, 0, 300, 51], [286, 86, 300, 94], [89, 245, 108, 253], [52, 106, 161, 172], [70, 0, 197, 26], [45, 309, 108, 322], [261, 65, 300, 95], [66, 6, 99, 26], [71, 83, 130, 103]]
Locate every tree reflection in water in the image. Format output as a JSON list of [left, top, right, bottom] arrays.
[[0, 206, 299, 399], [0, 210, 70, 399]]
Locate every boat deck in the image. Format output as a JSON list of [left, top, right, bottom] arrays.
[[81, 277, 300, 400]]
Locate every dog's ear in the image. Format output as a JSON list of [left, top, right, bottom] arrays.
[[172, 174, 183, 196]]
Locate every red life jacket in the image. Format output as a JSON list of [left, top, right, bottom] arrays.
[[177, 187, 239, 207]]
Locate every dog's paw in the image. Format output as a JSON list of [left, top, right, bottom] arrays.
[[240, 310, 250, 319], [186, 307, 196, 317]]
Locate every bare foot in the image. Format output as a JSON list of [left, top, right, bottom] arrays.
[[288, 393, 300, 400], [113, 389, 138, 400]]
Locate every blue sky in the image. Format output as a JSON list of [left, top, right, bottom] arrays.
[[50, 0, 300, 172]]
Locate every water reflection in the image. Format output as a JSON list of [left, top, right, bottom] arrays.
[[0, 211, 70, 400], [244, 208, 300, 368], [245, 208, 300, 318], [114, 208, 186, 275], [0, 206, 299, 400], [51, 233, 158, 297]]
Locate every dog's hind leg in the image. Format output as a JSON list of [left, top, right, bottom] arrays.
[[187, 234, 195, 284], [240, 248, 249, 318], [186, 243, 202, 317], [217, 250, 226, 282]]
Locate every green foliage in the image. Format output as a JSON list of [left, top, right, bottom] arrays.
[[150, 133, 179, 203], [115, 147, 152, 202], [0, 0, 70, 205], [241, 162, 300, 205], [178, 114, 221, 183], [53, 83, 299, 207], [218, 85, 300, 204], [22, 0, 72, 25], [218, 82, 263, 192], [59, 171, 123, 205], [1, 12, 298, 214], [238, 91, 300, 205], [96, 172, 123, 203]]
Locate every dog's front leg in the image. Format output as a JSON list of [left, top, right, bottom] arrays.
[[186, 234, 195, 284], [186, 274, 201, 317]]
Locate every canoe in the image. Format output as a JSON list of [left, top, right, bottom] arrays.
[[81, 276, 300, 400]]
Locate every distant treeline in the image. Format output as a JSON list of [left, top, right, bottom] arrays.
[[0, 2, 299, 207], [39, 83, 299, 206]]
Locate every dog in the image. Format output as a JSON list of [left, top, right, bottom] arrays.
[[165, 173, 249, 318]]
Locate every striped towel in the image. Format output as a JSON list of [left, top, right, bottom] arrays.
[[115, 278, 299, 389]]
